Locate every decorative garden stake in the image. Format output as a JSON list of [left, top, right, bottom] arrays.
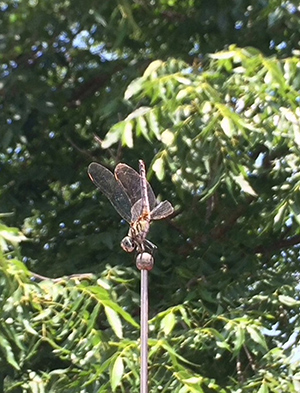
[[88, 160, 174, 393]]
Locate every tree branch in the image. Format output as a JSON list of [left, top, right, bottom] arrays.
[[30, 272, 95, 283]]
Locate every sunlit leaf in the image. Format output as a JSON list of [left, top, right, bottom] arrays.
[[122, 121, 133, 148], [232, 325, 245, 353], [152, 156, 165, 180], [104, 305, 123, 338], [209, 51, 235, 60], [231, 174, 257, 196], [278, 295, 300, 307], [136, 115, 151, 142], [160, 312, 176, 335], [174, 76, 192, 85], [274, 202, 287, 230], [101, 122, 125, 148], [144, 60, 163, 78], [125, 78, 144, 100], [111, 355, 124, 391], [246, 326, 268, 350], [220, 116, 235, 137], [23, 319, 38, 335], [263, 59, 285, 88], [161, 129, 174, 146], [100, 299, 139, 328], [146, 110, 160, 140], [0, 224, 27, 248], [258, 381, 269, 393], [125, 106, 151, 121]]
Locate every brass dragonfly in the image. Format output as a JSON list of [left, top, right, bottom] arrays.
[[88, 160, 174, 254]]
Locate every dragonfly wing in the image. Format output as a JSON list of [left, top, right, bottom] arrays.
[[115, 163, 157, 211], [88, 162, 132, 222], [131, 199, 143, 222], [150, 200, 174, 220]]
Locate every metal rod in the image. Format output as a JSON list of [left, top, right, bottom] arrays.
[[140, 268, 149, 393]]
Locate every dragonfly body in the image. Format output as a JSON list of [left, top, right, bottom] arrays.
[[128, 160, 151, 252], [88, 160, 173, 254]]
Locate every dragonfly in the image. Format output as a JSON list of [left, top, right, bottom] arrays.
[[88, 160, 174, 255]]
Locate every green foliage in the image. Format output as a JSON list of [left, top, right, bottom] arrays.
[[0, 226, 141, 392], [2, 0, 300, 392]]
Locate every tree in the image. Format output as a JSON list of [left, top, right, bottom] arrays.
[[1, 0, 300, 392]]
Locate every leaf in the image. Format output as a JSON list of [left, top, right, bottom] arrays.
[[174, 76, 192, 85], [143, 60, 163, 77], [178, 306, 191, 328], [231, 174, 257, 196], [153, 339, 196, 366], [293, 125, 300, 148], [209, 51, 235, 60], [161, 129, 174, 146], [124, 77, 144, 100], [7, 259, 29, 276], [274, 202, 287, 231], [220, 116, 235, 137], [200, 174, 223, 202], [232, 325, 245, 353], [85, 303, 101, 335], [0, 335, 20, 370], [263, 59, 285, 89], [104, 306, 123, 338], [160, 312, 176, 335], [176, 86, 193, 100], [182, 376, 202, 384], [152, 156, 165, 180], [125, 106, 151, 121], [86, 285, 111, 300], [278, 295, 300, 307], [32, 308, 53, 322], [289, 201, 300, 225], [101, 122, 125, 148], [0, 224, 27, 248], [246, 326, 268, 350], [110, 355, 124, 392], [101, 299, 139, 328], [121, 121, 133, 148], [136, 114, 151, 142], [258, 381, 269, 393], [23, 319, 38, 336], [146, 110, 161, 140]]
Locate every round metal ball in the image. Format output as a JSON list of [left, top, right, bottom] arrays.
[[136, 252, 154, 271]]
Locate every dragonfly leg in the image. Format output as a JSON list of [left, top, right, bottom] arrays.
[[143, 239, 157, 255]]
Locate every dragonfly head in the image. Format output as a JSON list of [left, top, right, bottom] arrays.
[[121, 236, 135, 253]]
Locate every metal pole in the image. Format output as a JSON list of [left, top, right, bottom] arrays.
[[140, 269, 148, 393], [136, 252, 153, 393]]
